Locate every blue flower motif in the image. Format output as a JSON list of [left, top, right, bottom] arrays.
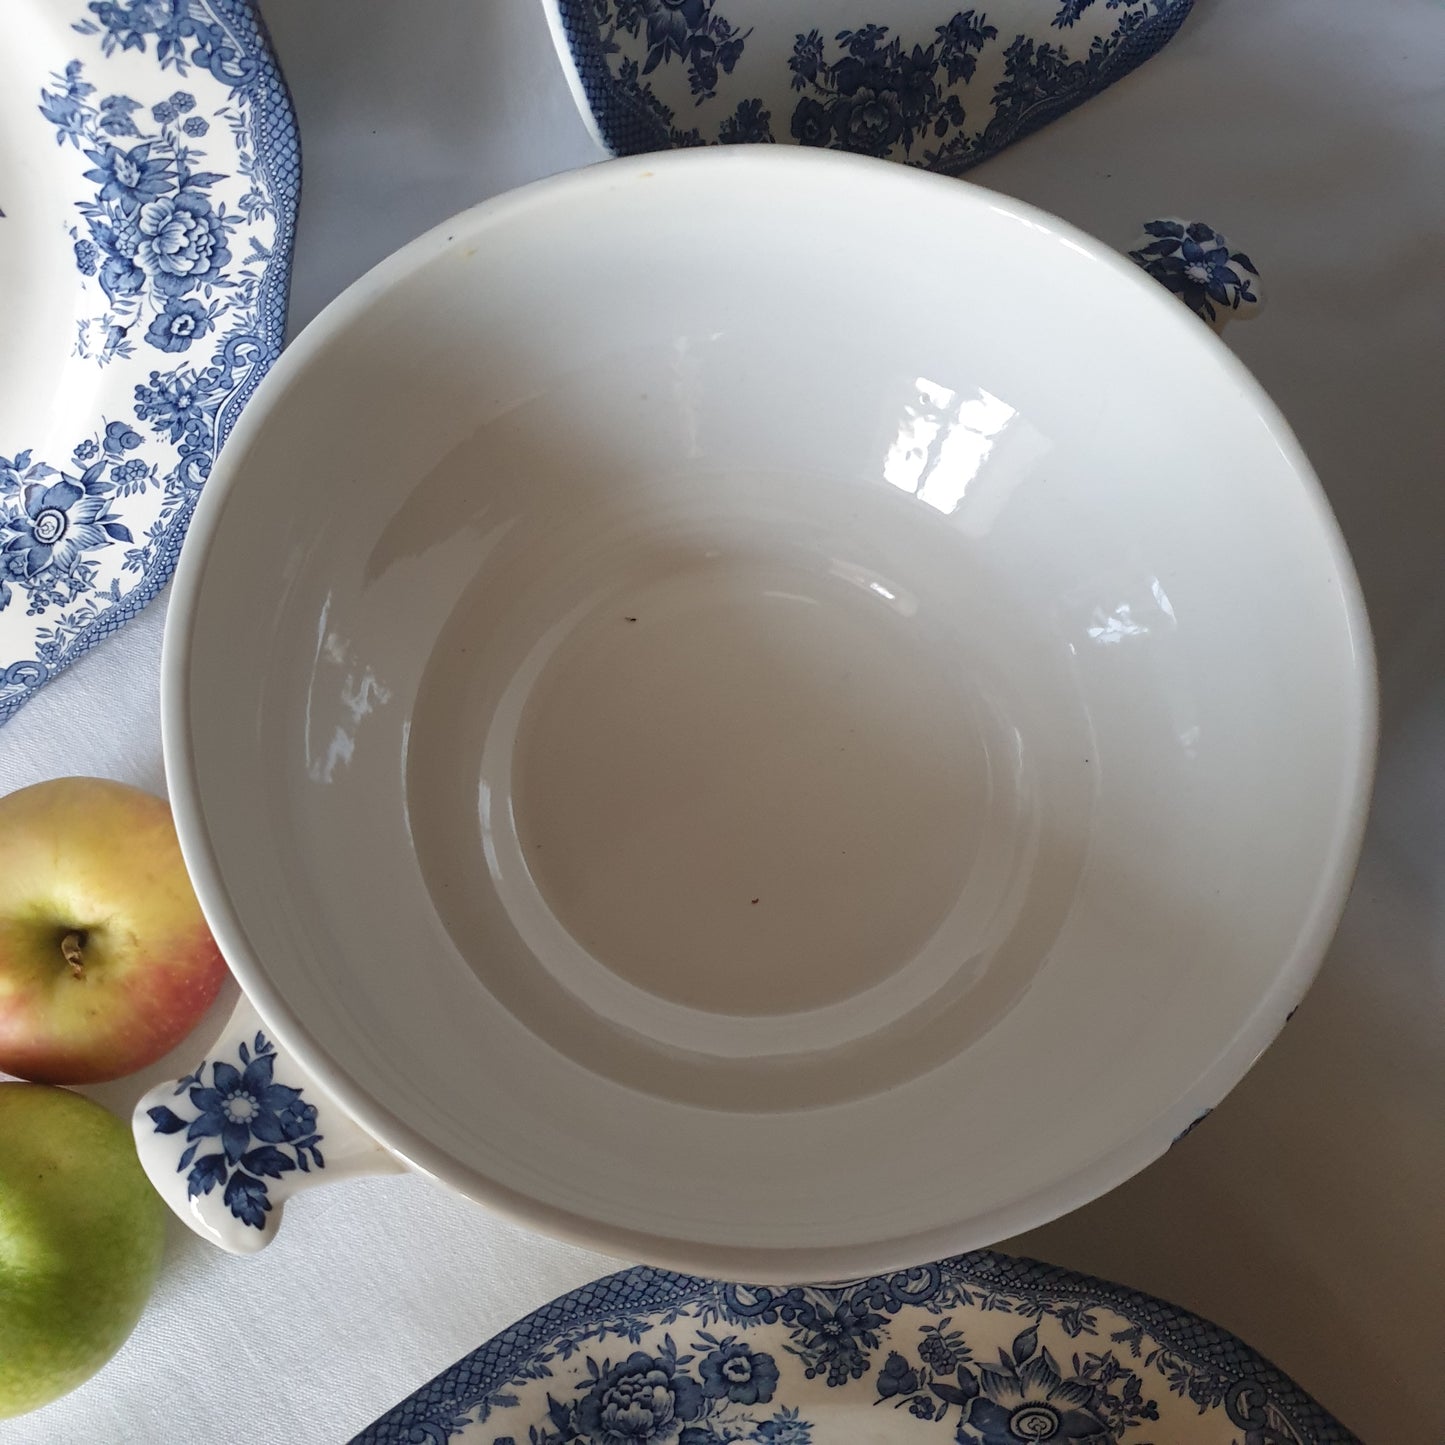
[[796, 1300, 886, 1386], [1, 553, 32, 586], [789, 96, 831, 145], [134, 366, 217, 442], [182, 114, 207, 136], [957, 1353, 1107, 1445], [573, 0, 1194, 176], [73, 238, 99, 274], [82, 138, 173, 207], [835, 85, 904, 153], [170, 89, 194, 112], [132, 190, 230, 294], [698, 1341, 778, 1405], [642, 0, 707, 60], [574, 1351, 706, 1444], [1, 474, 131, 576], [1129, 220, 1259, 325], [717, 97, 771, 144], [144, 295, 212, 351], [151, 99, 176, 123], [147, 1033, 324, 1232], [185, 1048, 315, 1164], [785, 18, 991, 159], [111, 457, 154, 495]]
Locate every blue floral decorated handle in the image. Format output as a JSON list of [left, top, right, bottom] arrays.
[[1128, 219, 1263, 332], [132, 995, 402, 1253]]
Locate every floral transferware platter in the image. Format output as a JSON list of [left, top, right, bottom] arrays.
[[356, 1253, 1358, 1444], [0, 0, 297, 722], [545, 0, 1193, 170]]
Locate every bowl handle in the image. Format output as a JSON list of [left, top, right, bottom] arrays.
[[1127, 219, 1264, 333], [131, 994, 403, 1253]]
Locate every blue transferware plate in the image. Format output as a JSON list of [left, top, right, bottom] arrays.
[[0, 0, 298, 722], [545, 0, 1193, 170], [356, 1252, 1357, 1444]]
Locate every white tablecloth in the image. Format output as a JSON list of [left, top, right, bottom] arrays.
[[4, 0, 1442, 1438]]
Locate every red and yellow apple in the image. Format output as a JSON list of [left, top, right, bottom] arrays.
[[0, 777, 226, 1084]]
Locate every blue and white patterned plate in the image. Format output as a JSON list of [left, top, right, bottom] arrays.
[[356, 1253, 1357, 1444], [545, 0, 1193, 170], [0, 0, 297, 722]]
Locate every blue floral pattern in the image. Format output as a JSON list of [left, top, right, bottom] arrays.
[[355, 1255, 1359, 1444], [1129, 220, 1262, 327], [0, 0, 297, 722], [786, 15, 996, 159], [613, 0, 753, 105], [553, 0, 1194, 172], [147, 1030, 324, 1230]]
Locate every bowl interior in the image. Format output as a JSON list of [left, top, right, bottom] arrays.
[[169, 149, 1372, 1277]]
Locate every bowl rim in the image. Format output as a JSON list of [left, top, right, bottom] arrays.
[[161, 144, 1378, 1281]]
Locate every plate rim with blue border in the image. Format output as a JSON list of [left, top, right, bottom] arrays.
[[354, 1250, 1359, 1444], [0, 0, 298, 722]]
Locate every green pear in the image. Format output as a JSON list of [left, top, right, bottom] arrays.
[[0, 1083, 166, 1417]]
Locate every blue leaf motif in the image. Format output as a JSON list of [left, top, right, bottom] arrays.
[[146, 1104, 185, 1133], [240, 1145, 296, 1179], [1012, 1325, 1038, 1363], [546, 1393, 571, 1433], [223, 1169, 270, 1228], [187, 1152, 228, 1198]]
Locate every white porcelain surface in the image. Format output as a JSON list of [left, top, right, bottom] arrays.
[[161, 145, 1373, 1281]]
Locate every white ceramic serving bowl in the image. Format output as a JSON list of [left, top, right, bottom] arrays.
[[158, 147, 1374, 1280]]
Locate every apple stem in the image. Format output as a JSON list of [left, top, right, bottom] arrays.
[[60, 931, 85, 979]]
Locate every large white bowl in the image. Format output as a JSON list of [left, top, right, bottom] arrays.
[[161, 147, 1375, 1279]]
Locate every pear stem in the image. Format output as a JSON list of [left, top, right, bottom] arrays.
[[60, 931, 85, 979]]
